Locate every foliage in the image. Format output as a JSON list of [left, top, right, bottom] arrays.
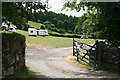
[[2, 2, 47, 29], [27, 11, 78, 33], [58, 28, 66, 33], [63, 1, 120, 47], [40, 25, 46, 29], [44, 21, 51, 29], [2, 2, 78, 35], [57, 20, 64, 29], [23, 23, 30, 31]]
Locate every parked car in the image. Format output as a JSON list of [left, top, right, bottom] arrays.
[[81, 35, 88, 39]]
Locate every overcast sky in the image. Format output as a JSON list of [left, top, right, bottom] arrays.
[[46, 0, 86, 17]]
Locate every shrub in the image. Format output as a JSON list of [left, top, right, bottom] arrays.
[[58, 29, 65, 33], [40, 25, 45, 29], [23, 24, 30, 31]]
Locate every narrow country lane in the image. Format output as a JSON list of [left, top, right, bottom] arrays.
[[26, 47, 120, 78]]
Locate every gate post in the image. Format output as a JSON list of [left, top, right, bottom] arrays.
[[95, 40, 98, 67], [97, 41, 105, 68]]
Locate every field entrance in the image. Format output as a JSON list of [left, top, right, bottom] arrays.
[[73, 38, 98, 68]]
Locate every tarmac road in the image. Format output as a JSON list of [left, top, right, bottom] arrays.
[[26, 46, 120, 78]]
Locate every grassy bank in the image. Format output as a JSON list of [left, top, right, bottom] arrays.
[[28, 21, 43, 29]]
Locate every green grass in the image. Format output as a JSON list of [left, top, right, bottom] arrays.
[[28, 21, 43, 29], [17, 29, 105, 48], [75, 38, 105, 44], [6, 66, 37, 79], [74, 58, 120, 73], [17, 29, 73, 48], [1, 30, 105, 48]]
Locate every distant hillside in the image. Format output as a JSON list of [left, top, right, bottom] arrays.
[[27, 21, 92, 38]]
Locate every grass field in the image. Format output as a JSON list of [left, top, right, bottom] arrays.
[[17, 29, 104, 49], [17, 29, 73, 48]]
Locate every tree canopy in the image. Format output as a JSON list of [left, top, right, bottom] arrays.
[[2, 2, 47, 28], [63, 1, 120, 47]]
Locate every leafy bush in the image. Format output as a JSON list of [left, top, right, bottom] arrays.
[[40, 25, 46, 29], [58, 29, 66, 33], [23, 24, 30, 31]]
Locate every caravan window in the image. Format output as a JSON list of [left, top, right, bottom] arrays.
[[31, 31, 33, 33], [1, 26, 6, 31], [9, 28, 13, 30]]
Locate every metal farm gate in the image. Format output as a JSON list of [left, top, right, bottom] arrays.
[[73, 38, 98, 68]]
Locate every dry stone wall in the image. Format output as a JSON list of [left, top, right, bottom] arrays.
[[102, 47, 120, 69], [97, 41, 120, 69], [2, 32, 26, 77]]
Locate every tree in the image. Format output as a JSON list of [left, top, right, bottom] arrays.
[[44, 21, 51, 29], [40, 25, 46, 29], [2, 2, 47, 29], [57, 20, 64, 29], [63, 2, 120, 47]]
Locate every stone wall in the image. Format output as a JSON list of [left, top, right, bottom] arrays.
[[2, 32, 26, 77], [102, 47, 120, 69], [97, 41, 120, 69]]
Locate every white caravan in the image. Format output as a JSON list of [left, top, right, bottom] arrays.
[[28, 28, 37, 36], [1, 23, 17, 32], [8, 24, 17, 32], [1, 23, 8, 31], [37, 30, 48, 36]]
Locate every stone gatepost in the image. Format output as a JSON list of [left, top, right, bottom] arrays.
[[97, 41, 106, 68]]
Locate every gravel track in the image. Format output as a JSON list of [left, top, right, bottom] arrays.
[[26, 46, 120, 78]]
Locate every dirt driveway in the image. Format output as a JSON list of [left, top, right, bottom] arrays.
[[26, 46, 120, 78]]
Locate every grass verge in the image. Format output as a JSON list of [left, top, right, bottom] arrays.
[[74, 58, 120, 73], [4, 66, 37, 79]]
